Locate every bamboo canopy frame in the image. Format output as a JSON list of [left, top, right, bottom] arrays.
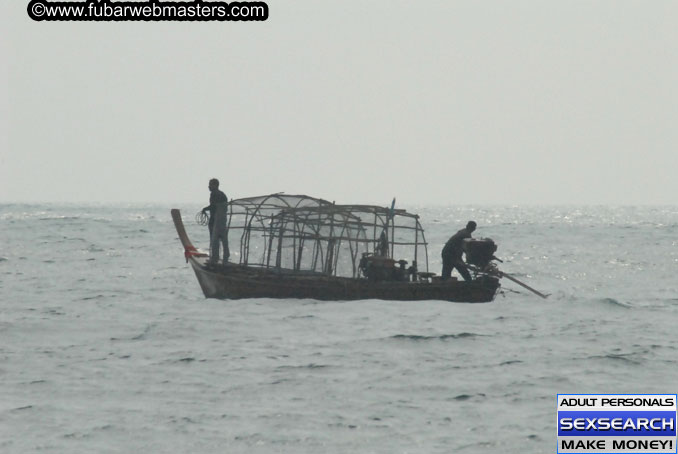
[[225, 194, 429, 278]]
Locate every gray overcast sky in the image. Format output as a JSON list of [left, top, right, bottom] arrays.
[[3, 1, 677, 205]]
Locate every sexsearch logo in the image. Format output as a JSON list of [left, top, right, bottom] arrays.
[[557, 394, 677, 453]]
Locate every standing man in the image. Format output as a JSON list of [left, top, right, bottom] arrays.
[[441, 221, 476, 281], [202, 178, 229, 264]]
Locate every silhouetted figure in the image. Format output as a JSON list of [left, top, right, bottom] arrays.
[[441, 221, 476, 282], [376, 231, 389, 257], [202, 178, 229, 264]]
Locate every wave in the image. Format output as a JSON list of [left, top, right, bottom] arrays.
[[585, 297, 676, 309], [284, 314, 316, 320], [449, 393, 487, 401], [597, 297, 633, 309], [585, 353, 643, 365], [276, 363, 330, 370], [39, 216, 82, 221], [498, 360, 523, 366], [80, 294, 107, 301], [10, 405, 34, 412], [563, 296, 677, 310], [110, 323, 156, 342], [554, 295, 634, 308], [389, 332, 484, 341]]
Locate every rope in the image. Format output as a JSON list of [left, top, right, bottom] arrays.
[[195, 210, 209, 226]]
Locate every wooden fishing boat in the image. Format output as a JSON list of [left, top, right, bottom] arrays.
[[172, 194, 501, 302]]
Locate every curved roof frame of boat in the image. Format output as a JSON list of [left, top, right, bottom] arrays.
[[267, 205, 372, 277], [228, 194, 333, 265], [226, 193, 429, 278]]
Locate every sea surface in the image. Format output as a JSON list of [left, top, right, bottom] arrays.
[[1, 203, 677, 453]]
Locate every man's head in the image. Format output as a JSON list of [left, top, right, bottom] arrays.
[[208, 178, 219, 191], [466, 221, 477, 232]]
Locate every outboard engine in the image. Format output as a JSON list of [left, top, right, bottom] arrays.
[[463, 238, 498, 268]]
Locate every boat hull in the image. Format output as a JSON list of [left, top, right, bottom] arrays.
[[188, 257, 499, 303]]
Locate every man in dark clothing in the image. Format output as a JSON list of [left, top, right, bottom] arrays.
[[441, 221, 476, 281], [201, 178, 229, 264]]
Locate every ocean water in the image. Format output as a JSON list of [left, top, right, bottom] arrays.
[[1, 203, 677, 453]]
